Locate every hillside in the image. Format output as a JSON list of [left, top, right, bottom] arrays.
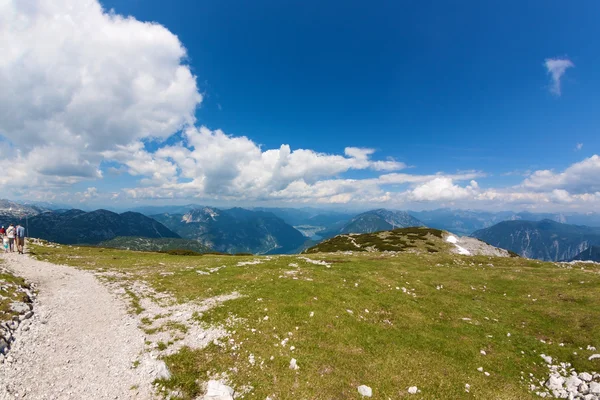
[[570, 245, 600, 262], [29, 241, 600, 399], [305, 227, 512, 257], [19, 209, 179, 245], [97, 236, 212, 253], [471, 219, 600, 261], [151, 207, 306, 254]]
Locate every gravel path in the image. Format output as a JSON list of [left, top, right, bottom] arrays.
[[0, 253, 158, 400]]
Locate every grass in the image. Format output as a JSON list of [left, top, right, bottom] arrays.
[[305, 227, 449, 253], [29, 242, 600, 399]]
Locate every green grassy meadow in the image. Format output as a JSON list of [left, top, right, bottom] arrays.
[[29, 244, 600, 399]]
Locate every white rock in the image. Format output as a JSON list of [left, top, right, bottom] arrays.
[[477, 367, 484, 372], [541, 354, 553, 364], [546, 375, 565, 391], [204, 380, 234, 400], [579, 372, 593, 382], [464, 383, 470, 392], [589, 381, 600, 395], [289, 358, 299, 370], [480, 350, 487, 356], [588, 354, 600, 361], [408, 386, 418, 394], [565, 376, 582, 393], [578, 382, 589, 394], [357, 385, 372, 397]]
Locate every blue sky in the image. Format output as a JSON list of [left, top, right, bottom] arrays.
[[101, 0, 598, 175], [1, 0, 599, 211]]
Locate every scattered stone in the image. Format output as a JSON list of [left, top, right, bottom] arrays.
[[546, 375, 565, 391], [203, 380, 234, 400], [289, 358, 299, 370], [541, 354, 553, 364], [357, 385, 372, 397], [9, 302, 30, 314], [408, 386, 418, 394], [579, 372, 593, 382]]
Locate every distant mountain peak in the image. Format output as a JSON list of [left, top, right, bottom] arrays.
[[182, 207, 221, 223], [339, 209, 425, 235]]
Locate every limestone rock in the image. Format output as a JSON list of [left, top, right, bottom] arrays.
[[9, 302, 30, 314], [357, 385, 372, 397], [204, 380, 234, 400]]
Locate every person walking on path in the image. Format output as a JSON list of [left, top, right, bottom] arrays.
[[16, 223, 26, 254], [6, 223, 15, 252]]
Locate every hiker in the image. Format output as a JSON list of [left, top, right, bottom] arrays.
[[6, 224, 15, 252], [16, 224, 25, 254], [0, 226, 5, 235]]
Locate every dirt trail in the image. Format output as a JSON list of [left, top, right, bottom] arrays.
[[0, 252, 158, 400]]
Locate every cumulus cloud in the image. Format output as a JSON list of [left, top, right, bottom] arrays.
[[105, 126, 406, 202], [0, 0, 201, 185], [407, 178, 479, 201], [545, 58, 574, 96], [521, 155, 600, 194]]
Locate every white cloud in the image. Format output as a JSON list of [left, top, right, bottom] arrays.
[[0, 0, 201, 185], [544, 58, 574, 96], [521, 155, 600, 194], [575, 143, 583, 151], [106, 126, 406, 202], [407, 178, 479, 201]]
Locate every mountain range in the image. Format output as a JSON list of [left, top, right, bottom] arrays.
[[411, 208, 600, 235], [471, 219, 600, 261], [151, 207, 307, 254], [2, 209, 179, 245], [3, 198, 600, 260]]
